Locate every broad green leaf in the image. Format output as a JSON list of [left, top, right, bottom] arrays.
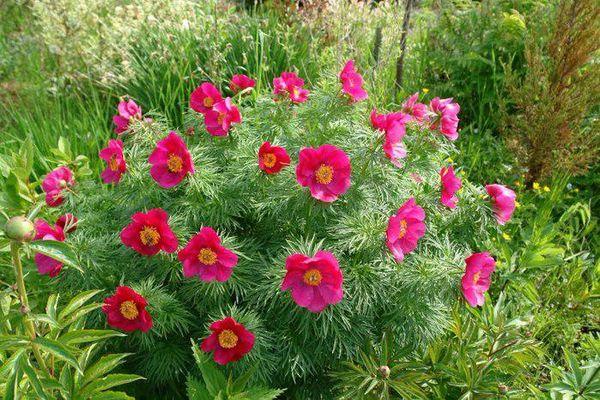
[[0, 348, 25, 378], [88, 391, 135, 400], [78, 373, 143, 396], [21, 358, 49, 400], [0, 334, 30, 351], [237, 387, 285, 400], [60, 329, 125, 345], [187, 376, 213, 400], [33, 336, 81, 373], [59, 363, 74, 399], [3, 366, 21, 400], [192, 342, 227, 395], [60, 303, 103, 327], [82, 353, 131, 386], [28, 240, 80, 272], [57, 290, 101, 322], [46, 293, 59, 321]]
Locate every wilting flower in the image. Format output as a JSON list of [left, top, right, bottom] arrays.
[[99, 139, 127, 184], [386, 198, 426, 262], [102, 286, 152, 332], [273, 72, 309, 104], [339, 60, 368, 102], [120, 208, 178, 256], [190, 82, 223, 115], [258, 141, 290, 174], [201, 316, 255, 365], [42, 166, 74, 207], [281, 251, 343, 313], [56, 213, 78, 233], [148, 132, 194, 188], [204, 98, 242, 136], [296, 144, 351, 202], [113, 99, 142, 134], [371, 109, 411, 167], [461, 252, 496, 307], [229, 74, 255, 94], [440, 166, 462, 209], [33, 219, 66, 277], [430, 97, 460, 141], [485, 184, 516, 225], [402, 92, 428, 122], [178, 227, 238, 282]]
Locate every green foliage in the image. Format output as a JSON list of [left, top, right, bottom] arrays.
[[545, 351, 600, 400]]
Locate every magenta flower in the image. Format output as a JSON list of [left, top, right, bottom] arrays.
[[178, 227, 238, 282], [440, 166, 462, 209], [120, 208, 178, 256], [190, 83, 223, 115], [273, 72, 309, 104], [201, 317, 255, 365], [56, 213, 78, 233], [430, 97, 460, 141], [148, 132, 194, 188], [461, 252, 495, 307], [339, 60, 368, 102], [485, 184, 516, 225], [42, 166, 74, 207], [281, 251, 343, 313], [229, 74, 255, 94], [204, 98, 242, 136], [99, 139, 127, 184], [296, 144, 351, 202], [113, 99, 142, 134], [371, 109, 411, 167], [258, 141, 290, 175], [34, 219, 66, 277], [402, 92, 428, 122], [386, 198, 426, 262]]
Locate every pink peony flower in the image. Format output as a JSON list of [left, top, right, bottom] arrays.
[[113, 99, 142, 134], [371, 109, 412, 167], [148, 132, 194, 188], [402, 92, 428, 122], [42, 166, 74, 207], [461, 252, 496, 307], [281, 251, 343, 313], [33, 218, 66, 277], [229, 74, 255, 94], [386, 198, 426, 262], [204, 97, 242, 136], [485, 184, 516, 225], [190, 83, 223, 115], [201, 317, 255, 365], [99, 139, 127, 184], [273, 72, 309, 104], [430, 97, 460, 141], [296, 144, 351, 202], [339, 60, 368, 102], [120, 208, 178, 256], [258, 141, 290, 174], [56, 213, 78, 233], [440, 166, 462, 209], [102, 286, 152, 332], [178, 227, 238, 282]]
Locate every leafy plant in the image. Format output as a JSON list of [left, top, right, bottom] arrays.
[[544, 351, 600, 400]]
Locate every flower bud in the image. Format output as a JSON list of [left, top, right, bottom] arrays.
[[4, 216, 36, 242], [378, 365, 390, 379], [498, 384, 509, 394]]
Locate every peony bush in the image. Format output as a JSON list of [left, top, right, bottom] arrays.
[[38, 61, 516, 395]]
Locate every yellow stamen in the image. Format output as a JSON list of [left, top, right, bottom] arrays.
[[108, 155, 119, 171], [398, 219, 408, 239], [167, 154, 183, 173], [472, 272, 481, 284], [217, 112, 225, 125], [203, 97, 214, 108], [315, 164, 333, 185], [120, 300, 139, 320], [198, 248, 217, 265], [262, 153, 277, 168], [303, 269, 322, 286], [139, 226, 160, 246], [218, 329, 238, 349]]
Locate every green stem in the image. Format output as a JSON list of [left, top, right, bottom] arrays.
[[359, 135, 384, 180]]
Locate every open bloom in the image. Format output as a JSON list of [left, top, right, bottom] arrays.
[[229, 74, 255, 94], [201, 316, 255, 365], [371, 109, 412, 167], [258, 141, 290, 174], [430, 97, 460, 141], [204, 97, 242, 136], [149, 132, 194, 188], [56, 213, 78, 233], [296, 144, 351, 202], [33, 219, 66, 277], [386, 198, 426, 262], [485, 184, 516, 225], [120, 208, 178, 256], [440, 166, 462, 209], [273, 72, 309, 104], [281, 251, 343, 313], [461, 252, 496, 307], [190, 82, 223, 115], [42, 166, 74, 207], [178, 227, 238, 282], [113, 99, 142, 134], [99, 139, 127, 184], [402, 92, 428, 122], [102, 286, 152, 332], [339, 60, 368, 102]]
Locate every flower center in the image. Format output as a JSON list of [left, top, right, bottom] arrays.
[[203, 97, 214, 108], [398, 219, 408, 239], [108, 155, 119, 171], [262, 153, 277, 168], [303, 268, 322, 286], [472, 272, 481, 284], [217, 112, 225, 125], [315, 164, 333, 184], [167, 154, 183, 173], [139, 225, 160, 246], [120, 300, 139, 320], [292, 87, 299, 97], [218, 329, 238, 349], [198, 248, 217, 265]]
